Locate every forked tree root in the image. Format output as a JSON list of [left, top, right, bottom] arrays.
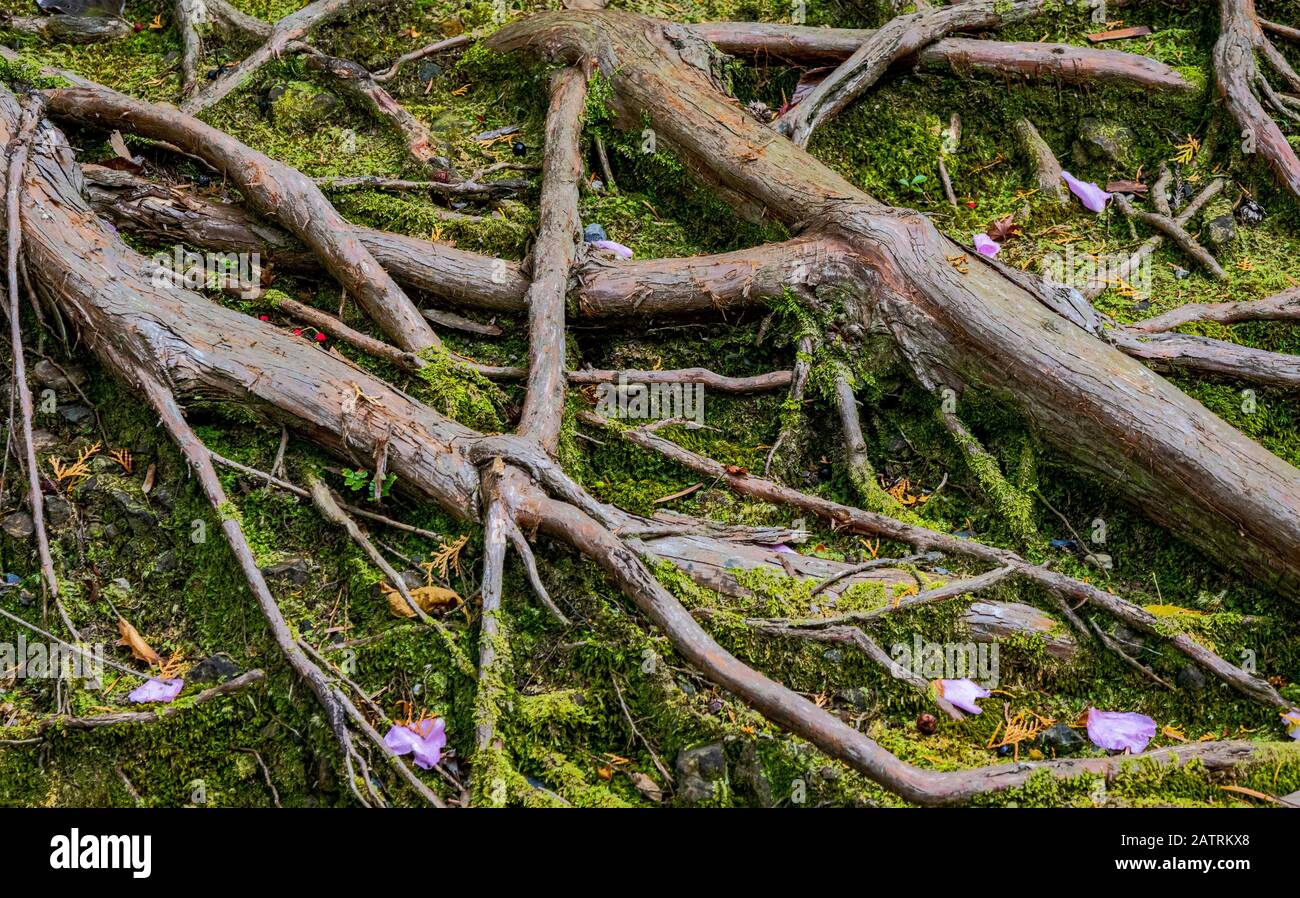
[[6, 4, 1300, 806]]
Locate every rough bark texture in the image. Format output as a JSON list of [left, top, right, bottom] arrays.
[[47, 85, 440, 352], [490, 9, 1300, 598]]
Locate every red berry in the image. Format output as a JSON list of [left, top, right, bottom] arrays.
[[292, 328, 302, 336], [133, 22, 145, 32], [258, 314, 269, 321], [966, 201, 976, 209], [315, 332, 327, 342]]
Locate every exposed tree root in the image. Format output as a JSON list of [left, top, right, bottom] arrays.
[[1, 14, 130, 45], [182, 0, 393, 114], [3, 93, 60, 627], [774, 1, 1050, 145], [5, 5, 1300, 808], [1013, 118, 1068, 205], [699, 22, 1195, 92], [48, 84, 439, 352], [598, 418, 1293, 715], [20, 670, 266, 734], [175, 0, 204, 97], [1128, 288, 1300, 333], [1113, 194, 1225, 280], [1215, 0, 1300, 198]]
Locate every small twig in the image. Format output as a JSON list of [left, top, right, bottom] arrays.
[[611, 677, 672, 784], [372, 34, 472, 82]]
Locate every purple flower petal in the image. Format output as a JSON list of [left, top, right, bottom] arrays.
[[127, 677, 183, 704], [1086, 708, 1156, 753], [1061, 171, 1111, 213], [770, 544, 796, 554], [973, 234, 1000, 257], [1283, 709, 1300, 741], [384, 717, 447, 769], [590, 240, 633, 258], [936, 678, 990, 716]]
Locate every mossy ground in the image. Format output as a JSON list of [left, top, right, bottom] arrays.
[[1, 0, 1299, 807]]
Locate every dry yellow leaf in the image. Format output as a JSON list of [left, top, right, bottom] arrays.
[[116, 617, 162, 666], [383, 582, 461, 618]]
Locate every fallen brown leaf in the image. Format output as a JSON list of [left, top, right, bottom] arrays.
[[116, 617, 162, 666]]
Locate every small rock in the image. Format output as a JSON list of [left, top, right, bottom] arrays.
[[675, 742, 726, 804], [583, 223, 607, 243], [417, 60, 443, 82], [150, 549, 178, 576], [1172, 266, 1190, 280], [1, 512, 34, 540], [511, 139, 526, 157], [262, 555, 311, 585], [57, 404, 94, 426], [1175, 664, 1207, 692], [1206, 214, 1236, 247], [188, 653, 241, 684], [150, 484, 175, 512], [1084, 552, 1113, 571], [1073, 117, 1136, 166], [676, 742, 726, 781], [109, 577, 131, 595], [110, 490, 157, 530], [1037, 722, 1086, 757], [835, 687, 871, 711], [45, 495, 72, 527], [32, 359, 87, 393]]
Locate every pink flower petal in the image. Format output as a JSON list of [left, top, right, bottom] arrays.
[[973, 234, 1000, 257], [127, 677, 184, 704], [1086, 708, 1156, 752], [936, 678, 990, 716], [1061, 171, 1111, 213], [384, 717, 447, 769], [590, 240, 633, 258]]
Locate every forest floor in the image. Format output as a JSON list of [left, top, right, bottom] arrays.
[[1, 0, 1299, 807]]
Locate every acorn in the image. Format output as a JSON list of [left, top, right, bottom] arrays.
[[916, 713, 938, 736]]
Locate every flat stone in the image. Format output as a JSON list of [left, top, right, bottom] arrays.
[[262, 555, 311, 585], [1, 512, 34, 540], [1074, 117, 1136, 165], [1207, 214, 1236, 247], [45, 495, 72, 527], [1037, 722, 1086, 757], [188, 653, 241, 684], [57, 404, 94, 425], [32, 359, 87, 393]]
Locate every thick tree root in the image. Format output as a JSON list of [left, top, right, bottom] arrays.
[[47, 83, 440, 352], [491, 10, 1300, 599], [6, 8, 1299, 806]]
